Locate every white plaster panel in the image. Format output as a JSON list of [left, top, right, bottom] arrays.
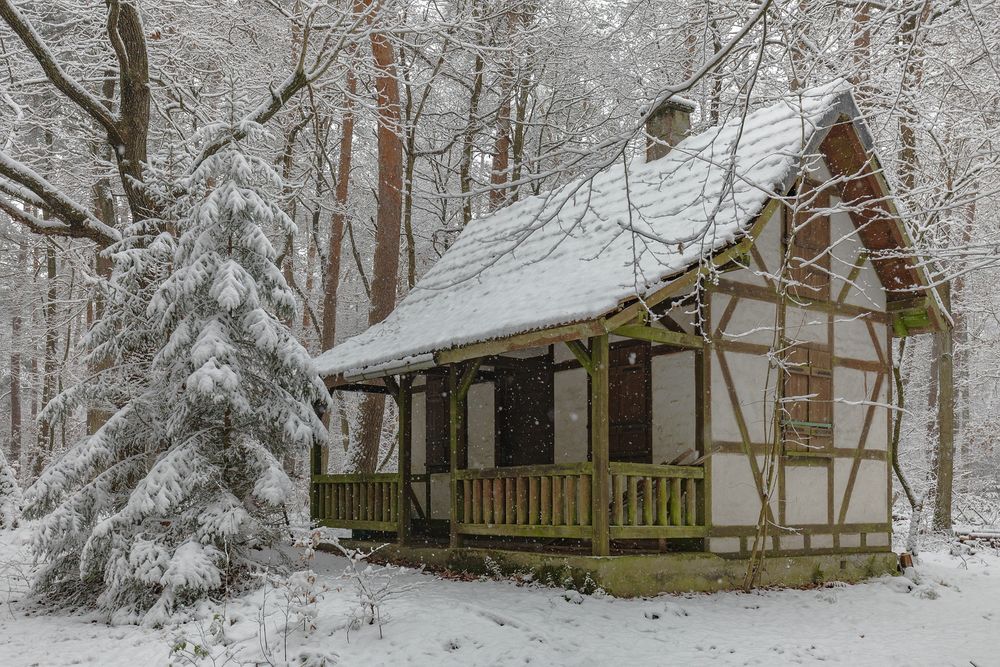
[[834, 318, 882, 362], [785, 305, 828, 345], [467, 383, 495, 469], [780, 534, 805, 550], [411, 393, 426, 473], [720, 263, 768, 287], [711, 351, 775, 444], [753, 201, 783, 279], [828, 202, 886, 311], [844, 460, 888, 524], [553, 342, 575, 364], [659, 302, 698, 334], [867, 532, 890, 548], [554, 368, 589, 464], [833, 367, 888, 451], [430, 472, 450, 520], [811, 534, 834, 549], [652, 352, 696, 464], [719, 297, 778, 347], [711, 454, 774, 525], [783, 466, 828, 525], [709, 537, 741, 554], [840, 533, 861, 548]]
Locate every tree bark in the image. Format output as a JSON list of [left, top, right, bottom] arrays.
[[353, 2, 404, 473], [321, 70, 357, 352], [34, 240, 57, 477], [933, 286, 955, 531], [9, 308, 21, 471]]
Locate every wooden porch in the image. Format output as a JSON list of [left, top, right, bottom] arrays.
[[311, 460, 706, 552], [312, 330, 710, 556]]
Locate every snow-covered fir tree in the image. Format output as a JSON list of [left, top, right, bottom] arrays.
[[23, 123, 329, 623], [0, 448, 22, 529]]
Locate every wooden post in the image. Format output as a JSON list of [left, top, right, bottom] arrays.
[[309, 437, 323, 524], [590, 334, 610, 556], [449, 359, 482, 548], [397, 375, 412, 545], [449, 364, 461, 548]]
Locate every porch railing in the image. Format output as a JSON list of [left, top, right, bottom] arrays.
[[455, 462, 593, 538], [312, 473, 400, 531], [608, 462, 705, 539], [311, 462, 706, 541]]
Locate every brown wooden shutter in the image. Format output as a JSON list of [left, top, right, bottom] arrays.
[[782, 343, 833, 453], [785, 185, 832, 301]]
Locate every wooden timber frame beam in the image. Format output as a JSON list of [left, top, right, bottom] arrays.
[[449, 359, 483, 548], [563, 335, 611, 556], [396, 375, 413, 545]]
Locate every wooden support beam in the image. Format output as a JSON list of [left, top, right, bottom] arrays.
[[590, 334, 610, 556], [612, 324, 703, 349], [396, 375, 412, 545], [564, 339, 594, 375], [448, 359, 482, 548], [449, 365, 461, 548]]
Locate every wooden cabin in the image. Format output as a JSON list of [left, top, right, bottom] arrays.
[[311, 81, 948, 594]]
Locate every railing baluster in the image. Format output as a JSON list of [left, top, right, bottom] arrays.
[[657, 477, 668, 526], [552, 476, 563, 525], [390, 482, 398, 522], [516, 476, 527, 525], [612, 474, 624, 526], [540, 476, 551, 525], [628, 475, 639, 526], [505, 477, 516, 525], [461, 479, 470, 524], [495, 478, 506, 524], [670, 477, 682, 526], [528, 477, 539, 525], [565, 475, 576, 526], [471, 478, 482, 524], [686, 478, 697, 526], [578, 474, 590, 526], [643, 477, 654, 526], [483, 478, 494, 524]]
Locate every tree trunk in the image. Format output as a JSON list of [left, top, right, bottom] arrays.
[[320, 70, 356, 353], [9, 308, 21, 472], [933, 287, 955, 531], [354, 4, 404, 473], [34, 240, 57, 477]]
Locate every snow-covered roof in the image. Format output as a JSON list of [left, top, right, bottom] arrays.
[[316, 81, 874, 380]]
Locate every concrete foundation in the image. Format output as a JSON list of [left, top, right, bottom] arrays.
[[324, 540, 898, 597]]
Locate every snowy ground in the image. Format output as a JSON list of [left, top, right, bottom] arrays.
[[1, 527, 999, 666]]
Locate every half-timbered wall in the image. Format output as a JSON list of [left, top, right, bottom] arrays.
[[705, 166, 893, 557]]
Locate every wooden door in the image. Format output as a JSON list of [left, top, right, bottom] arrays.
[[495, 357, 555, 467], [608, 341, 652, 463]]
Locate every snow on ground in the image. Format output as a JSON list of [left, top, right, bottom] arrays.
[[1, 526, 999, 666]]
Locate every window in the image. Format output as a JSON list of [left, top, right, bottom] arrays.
[[782, 343, 833, 454], [785, 184, 831, 301]]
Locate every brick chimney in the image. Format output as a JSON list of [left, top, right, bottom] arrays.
[[645, 96, 696, 161]]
